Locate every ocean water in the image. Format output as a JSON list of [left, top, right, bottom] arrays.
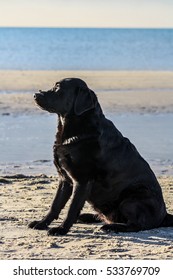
[[0, 28, 173, 70], [0, 113, 173, 175]]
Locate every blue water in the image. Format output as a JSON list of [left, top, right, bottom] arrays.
[[0, 28, 173, 70], [0, 113, 173, 175]]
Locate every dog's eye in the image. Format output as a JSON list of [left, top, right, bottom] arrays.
[[54, 82, 60, 90], [53, 85, 60, 93], [54, 87, 59, 92]]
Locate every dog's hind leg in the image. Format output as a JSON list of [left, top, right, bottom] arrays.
[[101, 194, 164, 233], [78, 213, 102, 223]]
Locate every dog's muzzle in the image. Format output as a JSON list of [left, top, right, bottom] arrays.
[[33, 92, 44, 100]]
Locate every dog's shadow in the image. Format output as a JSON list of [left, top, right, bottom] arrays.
[[47, 219, 173, 247]]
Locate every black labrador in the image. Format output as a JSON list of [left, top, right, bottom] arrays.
[[29, 78, 173, 235]]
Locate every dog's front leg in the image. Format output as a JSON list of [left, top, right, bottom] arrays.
[[28, 180, 72, 230], [48, 181, 92, 235]]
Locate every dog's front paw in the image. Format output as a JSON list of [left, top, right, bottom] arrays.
[[28, 220, 40, 228], [48, 226, 68, 236], [28, 220, 48, 230]]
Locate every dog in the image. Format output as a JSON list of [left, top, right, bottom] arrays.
[[29, 78, 173, 235]]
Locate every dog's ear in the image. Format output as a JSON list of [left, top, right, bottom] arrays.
[[74, 87, 96, 116]]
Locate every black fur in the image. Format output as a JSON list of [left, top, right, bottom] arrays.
[[28, 78, 173, 235]]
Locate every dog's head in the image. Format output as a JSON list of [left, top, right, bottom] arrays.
[[34, 78, 97, 116]]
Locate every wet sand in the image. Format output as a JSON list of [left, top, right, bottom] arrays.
[[0, 70, 173, 115]]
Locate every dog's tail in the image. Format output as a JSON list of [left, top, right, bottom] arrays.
[[160, 213, 173, 227]]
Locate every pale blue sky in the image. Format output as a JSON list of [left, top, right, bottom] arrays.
[[0, 0, 173, 28]]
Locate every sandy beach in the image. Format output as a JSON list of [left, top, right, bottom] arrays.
[[1, 70, 173, 259], [1, 70, 173, 115]]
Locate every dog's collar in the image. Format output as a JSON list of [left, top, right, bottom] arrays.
[[63, 136, 79, 145], [62, 134, 96, 145]]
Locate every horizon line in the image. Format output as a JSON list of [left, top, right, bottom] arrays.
[[0, 26, 173, 29]]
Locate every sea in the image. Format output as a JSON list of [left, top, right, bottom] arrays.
[[0, 27, 173, 70]]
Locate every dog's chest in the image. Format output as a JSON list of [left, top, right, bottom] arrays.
[[54, 145, 74, 171], [54, 143, 87, 179], [53, 141, 99, 181]]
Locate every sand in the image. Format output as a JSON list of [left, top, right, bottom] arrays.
[[1, 70, 173, 115], [1, 174, 173, 260], [1, 70, 173, 260]]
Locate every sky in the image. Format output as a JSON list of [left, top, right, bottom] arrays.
[[0, 0, 173, 28]]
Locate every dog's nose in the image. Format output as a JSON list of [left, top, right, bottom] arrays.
[[33, 93, 42, 100], [33, 93, 38, 99], [34, 91, 45, 100]]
